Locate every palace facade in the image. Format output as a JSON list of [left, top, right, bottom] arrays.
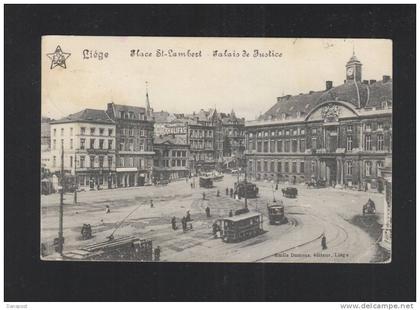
[[245, 53, 392, 190]]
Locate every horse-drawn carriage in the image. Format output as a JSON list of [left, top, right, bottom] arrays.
[[306, 179, 327, 188], [234, 181, 259, 199], [282, 187, 298, 198]]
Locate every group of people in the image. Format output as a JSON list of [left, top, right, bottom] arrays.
[[171, 211, 194, 232], [225, 187, 240, 199]]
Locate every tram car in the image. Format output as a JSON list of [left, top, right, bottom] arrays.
[[234, 181, 259, 198], [217, 212, 263, 243], [267, 202, 288, 225], [282, 187, 298, 198], [199, 176, 213, 188], [64, 236, 153, 262]]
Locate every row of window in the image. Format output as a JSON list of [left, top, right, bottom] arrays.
[[248, 123, 387, 139], [248, 134, 386, 153], [249, 160, 384, 177], [52, 155, 113, 168], [190, 129, 213, 138], [119, 111, 147, 120], [119, 138, 148, 152], [190, 140, 213, 150], [253, 160, 305, 174], [119, 128, 149, 137], [53, 127, 115, 137], [156, 159, 187, 168], [249, 139, 306, 153]]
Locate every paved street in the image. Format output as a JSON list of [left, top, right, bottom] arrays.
[[41, 174, 388, 263]]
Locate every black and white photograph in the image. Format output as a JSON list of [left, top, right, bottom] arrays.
[[5, 4, 416, 303]]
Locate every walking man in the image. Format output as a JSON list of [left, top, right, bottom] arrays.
[[105, 205, 110, 214], [181, 216, 187, 232], [321, 234, 327, 250], [154, 246, 161, 262], [205, 206, 211, 218], [150, 199, 154, 208], [226, 187, 229, 196], [171, 216, 177, 230]]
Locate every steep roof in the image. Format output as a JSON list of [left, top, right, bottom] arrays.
[[260, 79, 392, 121], [112, 104, 146, 116], [153, 111, 176, 123], [51, 109, 114, 124]]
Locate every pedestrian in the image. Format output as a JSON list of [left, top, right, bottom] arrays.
[[191, 182, 193, 189], [150, 199, 154, 208], [186, 210, 192, 222], [171, 216, 177, 230], [73, 190, 78, 204], [105, 205, 110, 214], [202, 192, 206, 200], [154, 246, 161, 262], [321, 234, 327, 250], [205, 206, 211, 218], [226, 187, 229, 196], [212, 222, 219, 238], [229, 210, 233, 217], [216, 189, 220, 197], [275, 183, 279, 191], [230, 188, 233, 198]]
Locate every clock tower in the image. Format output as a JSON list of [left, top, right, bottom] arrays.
[[345, 51, 362, 82]]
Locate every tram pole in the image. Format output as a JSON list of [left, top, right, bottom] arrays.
[[58, 140, 64, 255]]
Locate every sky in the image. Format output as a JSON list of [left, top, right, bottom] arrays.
[[42, 37, 392, 121]]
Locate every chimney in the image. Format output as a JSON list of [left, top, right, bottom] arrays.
[[369, 79, 377, 85], [277, 97, 283, 103], [309, 91, 314, 94], [363, 80, 369, 85], [382, 75, 390, 83], [285, 95, 292, 100], [325, 81, 333, 90]]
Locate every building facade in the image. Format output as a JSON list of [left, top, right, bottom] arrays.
[[153, 135, 190, 181], [41, 116, 52, 170], [245, 54, 392, 189], [49, 109, 117, 189], [219, 111, 245, 168], [106, 102, 155, 187]]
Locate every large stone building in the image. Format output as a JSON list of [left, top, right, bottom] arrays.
[[245, 53, 392, 189], [153, 135, 190, 181], [106, 101, 155, 187], [49, 109, 117, 189]]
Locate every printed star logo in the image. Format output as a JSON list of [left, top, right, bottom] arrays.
[[47, 45, 71, 69]]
